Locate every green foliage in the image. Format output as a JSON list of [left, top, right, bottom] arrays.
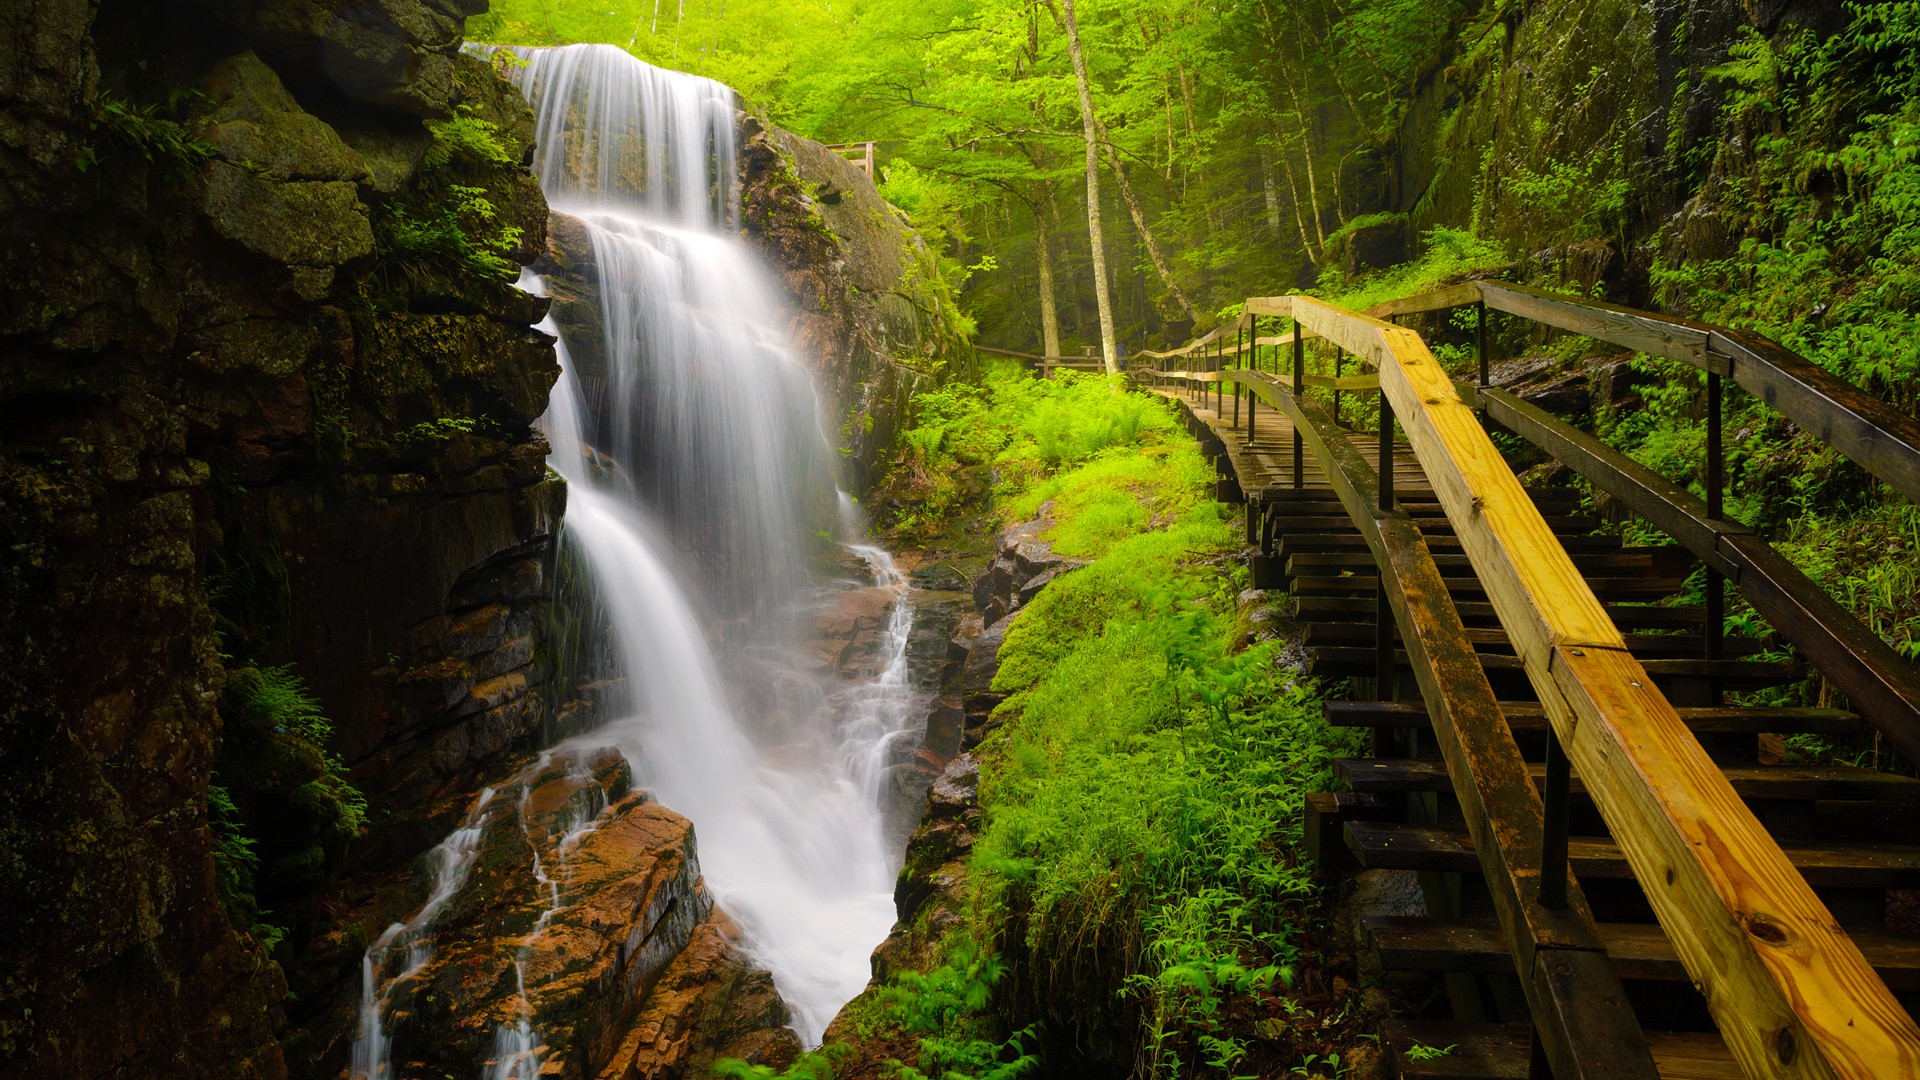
[[377, 184, 525, 282], [79, 90, 217, 173], [472, 0, 1470, 349], [882, 364, 1184, 539], [1404, 1042, 1456, 1062], [423, 112, 518, 170], [374, 110, 526, 283], [394, 414, 498, 446], [212, 665, 366, 949], [712, 1045, 849, 1080], [1313, 226, 1507, 313], [876, 937, 1041, 1080], [972, 493, 1359, 1072]]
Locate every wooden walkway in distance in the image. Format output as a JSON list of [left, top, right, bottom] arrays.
[[1153, 380, 1426, 502]]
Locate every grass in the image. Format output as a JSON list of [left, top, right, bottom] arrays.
[[880, 363, 1188, 541], [973, 499, 1360, 1075]]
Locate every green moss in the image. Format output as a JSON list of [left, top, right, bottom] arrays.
[[881, 365, 1184, 540]]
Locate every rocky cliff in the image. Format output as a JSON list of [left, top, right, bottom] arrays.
[[738, 122, 970, 492], [1358, 0, 1848, 299], [0, 0, 559, 1073]]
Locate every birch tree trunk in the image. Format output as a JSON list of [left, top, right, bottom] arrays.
[[1060, 0, 1119, 373], [1034, 205, 1063, 359]]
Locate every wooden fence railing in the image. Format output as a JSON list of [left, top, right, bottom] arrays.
[[1132, 291, 1920, 1079], [822, 140, 877, 179]]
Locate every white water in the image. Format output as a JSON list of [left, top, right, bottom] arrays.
[[350, 788, 496, 1080], [349, 44, 926, 1072]]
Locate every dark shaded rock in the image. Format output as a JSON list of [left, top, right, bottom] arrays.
[[0, 2, 557, 1075]]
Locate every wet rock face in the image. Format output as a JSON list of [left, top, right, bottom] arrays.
[[0, 0, 556, 1074], [735, 119, 966, 491], [354, 752, 799, 1079]]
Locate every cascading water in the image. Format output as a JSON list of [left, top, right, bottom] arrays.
[[350, 44, 927, 1073]]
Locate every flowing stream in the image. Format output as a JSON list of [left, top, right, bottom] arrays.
[[349, 43, 925, 1075]]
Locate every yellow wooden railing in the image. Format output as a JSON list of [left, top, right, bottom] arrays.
[[1136, 293, 1920, 1080]]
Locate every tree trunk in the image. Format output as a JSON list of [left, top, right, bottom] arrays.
[[1035, 205, 1063, 359], [1259, 144, 1283, 232], [1092, 114, 1197, 323], [1060, 0, 1118, 373]]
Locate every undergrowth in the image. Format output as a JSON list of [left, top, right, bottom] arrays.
[[375, 107, 526, 283], [211, 664, 367, 952], [880, 363, 1190, 540], [974, 499, 1361, 1076]]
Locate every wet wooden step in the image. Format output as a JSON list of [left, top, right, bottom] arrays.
[[1292, 574, 1684, 602], [1308, 649, 1805, 690], [1260, 488, 1585, 512], [1288, 550, 1665, 578], [1322, 700, 1866, 736], [1382, 1020, 1740, 1080], [1274, 532, 1627, 559], [1293, 598, 1720, 628], [1362, 916, 1920, 989], [1267, 512, 1603, 536], [1336, 757, 1920, 803], [1302, 623, 1766, 658], [1343, 820, 1920, 889]]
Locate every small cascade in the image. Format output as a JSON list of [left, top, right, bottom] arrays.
[[485, 762, 606, 1080], [351, 788, 497, 1080], [350, 43, 931, 1072]]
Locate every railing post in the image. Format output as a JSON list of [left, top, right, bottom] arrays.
[[1233, 325, 1242, 428], [1216, 337, 1224, 414], [1540, 727, 1571, 910], [1333, 348, 1344, 428], [1292, 325, 1305, 489], [1246, 320, 1258, 447], [1706, 370, 1725, 664], [1379, 395, 1395, 512], [1476, 300, 1489, 388]]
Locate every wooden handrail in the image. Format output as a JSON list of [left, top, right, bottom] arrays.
[[1147, 294, 1920, 1078], [822, 140, 876, 179], [1365, 279, 1920, 504], [1233, 368, 1660, 1080], [1463, 382, 1920, 769]]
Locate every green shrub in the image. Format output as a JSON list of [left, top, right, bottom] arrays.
[[883, 364, 1185, 540], [211, 664, 366, 949], [969, 496, 1359, 1073]]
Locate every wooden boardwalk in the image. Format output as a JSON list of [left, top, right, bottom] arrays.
[[1133, 286, 1920, 1079]]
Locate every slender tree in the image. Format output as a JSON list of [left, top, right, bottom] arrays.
[[1058, 0, 1119, 372]]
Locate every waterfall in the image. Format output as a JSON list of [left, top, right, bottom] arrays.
[[349, 44, 926, 1072]]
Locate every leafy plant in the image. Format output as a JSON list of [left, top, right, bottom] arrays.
[[377, 184, 525, 282], [1404, 1042, 1456, 1062], [79, 90, 217, 172]]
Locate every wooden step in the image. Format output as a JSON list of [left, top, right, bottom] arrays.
[[1343, 820, 1920, 889], [1292, 574, 1684, 602], [1302, 622, 1766, 658], [1260, 488, 1585, 512], [1274, 531, 1626, 558], [1382, 1020, 1740, 1080], [1308, 649, 1805, 690], [1322, 700, 1866, 736], [1336, 758, 1920, 803], [1294, 598, 1718, 628], [1265, 510, 1602, 535], [1362, 916, 1920, 990], [1287, 550, 1663, 578]]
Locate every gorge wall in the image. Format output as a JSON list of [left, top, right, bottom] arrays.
[[1342, 0, 1850, 301], [0, 0, 552, 1073], [0, 3, 963, 1074]]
